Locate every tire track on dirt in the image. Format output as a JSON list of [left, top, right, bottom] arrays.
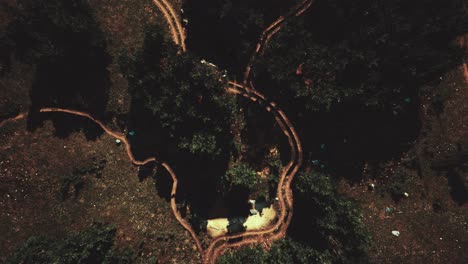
[[152, 0, 180, 47], [153, 0, 186, 51], [0, 0, 309, 262], [0, 109, 203, 260], [243, 0, 315, 85], [204, 83, 303, 264], [152, 1, 305, 263]]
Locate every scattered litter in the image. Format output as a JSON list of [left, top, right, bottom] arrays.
[[392, 231, 400, 237], [248, 199, 256, 204], [180, 8, 184, 14], [183, 18, 188, 24], [403, 192, 409, 197], [128, 131, 135, 136], [368, 183, 375, 191], [385, 207, 392, 213], [200, 59, 206, 64], [115, 139, 121, 145], [275, 197, 279, 201], [404, 97, 411, 103], [439, 237, 443, 240]]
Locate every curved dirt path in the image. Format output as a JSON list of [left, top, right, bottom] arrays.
[[0, 1, 308, 262], [243, 0, 315, 85], [151, 1, 305, 263], [0, 81, 303, 264], [204, 82, 303, 264], [153, 0, 186, 51], [153, 0, 180, 46], [0, 108, 203, 258], [0, 113, 27, 128]]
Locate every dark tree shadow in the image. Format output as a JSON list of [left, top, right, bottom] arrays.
[[155, 163, 173, 202], [3, 0, 111, 139], [183, 0, 297, 78], [447, 169, 467, 205]]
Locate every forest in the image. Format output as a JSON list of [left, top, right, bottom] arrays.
[[0, 0, 466, 263]]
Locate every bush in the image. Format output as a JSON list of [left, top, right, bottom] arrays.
[[256, 0, 467, 111], [8, 223, 135, 264], [217, 168, 371, 264], [120, 25, 237, 158], [290, 169, 371, 263], [223, 162, 258, 190]]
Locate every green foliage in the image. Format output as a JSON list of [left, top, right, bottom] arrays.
[[8, 223, 135, 264], [218, 239, 333, 264], [223, 162, 258, 190], [292, 170, 371, 263], [120, 25, 237, 157], [217, 245, 268, 264], [219, 170, 370, 263], [179, 133, 219, 156], [257, 0, 467, 111], [183, 0, 294, 77]]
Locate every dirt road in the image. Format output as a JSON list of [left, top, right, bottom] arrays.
[[243, 0, 315, 85], [0, 1, 310, 263]]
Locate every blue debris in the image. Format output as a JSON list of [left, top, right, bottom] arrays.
[[404, 97, 411, 103], [128, 131, 135, 136], [320, 143, 326, 150], [385, 207, 392, 213], [312, 160, 319, 165]]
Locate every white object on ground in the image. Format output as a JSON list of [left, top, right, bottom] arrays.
[[115, 139, 121, 144], [392, 231, 400, 237], [404, 192, 409, 197]]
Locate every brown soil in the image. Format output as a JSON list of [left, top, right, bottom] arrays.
[[0, 116, 199, 263], [338, 64, 468, 264]]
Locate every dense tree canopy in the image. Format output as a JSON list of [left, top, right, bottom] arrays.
[[120, 25, 237, 158], [290, 169, 371, 263], [183, 0, 296, 77], [218, 168, 371, 264], [222, 162, 258, 190], [255, 0, 467, 111]]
